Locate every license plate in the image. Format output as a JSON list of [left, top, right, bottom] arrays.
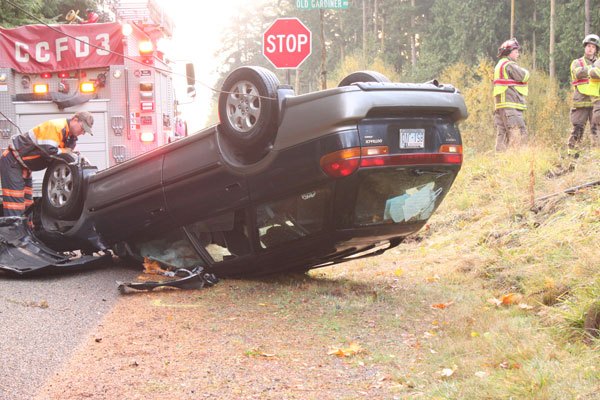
[[399, 129, 425, 149]]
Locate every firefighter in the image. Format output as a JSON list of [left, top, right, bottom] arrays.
[[0, 111, 94, 216], [493, 38, 530, 152], [567, 34, 600, 156]]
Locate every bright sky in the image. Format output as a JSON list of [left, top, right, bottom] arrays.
[[154, 0, 263, 131]]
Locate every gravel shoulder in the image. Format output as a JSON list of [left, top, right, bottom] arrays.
[[0, 264, 139, 400], [33, 269, 423, 400]]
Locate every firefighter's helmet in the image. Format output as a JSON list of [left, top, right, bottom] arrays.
[[583, 34, 600, 50], [497, 38, 520, 58]]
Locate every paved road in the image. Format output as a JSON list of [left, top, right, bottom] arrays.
[[0, 262, 139, 400]]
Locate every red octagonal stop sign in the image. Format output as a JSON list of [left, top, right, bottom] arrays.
[[263, 18, 312, 69]]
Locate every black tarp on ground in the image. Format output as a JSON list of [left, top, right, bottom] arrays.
[[0, 217, 109, 276]]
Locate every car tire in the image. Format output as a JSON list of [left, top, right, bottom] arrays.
[[218, 66, 280, 150], [41, 154, 84, 220], [338, 71, 390, 87]]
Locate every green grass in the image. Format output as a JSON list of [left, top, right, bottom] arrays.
[[304, 145, 600, 398]]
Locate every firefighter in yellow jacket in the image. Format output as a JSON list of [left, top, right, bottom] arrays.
[[493, 38, 530, 152], [568, 34, 599, 154], [0, 111, 94, 216]]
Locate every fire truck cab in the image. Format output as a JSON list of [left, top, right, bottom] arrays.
[[0, 0, 193, 193]]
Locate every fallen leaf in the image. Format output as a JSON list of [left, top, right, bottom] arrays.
[[501, 293, 520, 305], [440, 368, 454, 377], [394, 268, 404, 277], [470, 331, 479, 338], [245, 348, 276, 358], [474, 371, 488, 378], [426, 274, 440, 283], [328, 341, 364, 357], [499, 361, 521, 370], [431, 301, 454, 309]]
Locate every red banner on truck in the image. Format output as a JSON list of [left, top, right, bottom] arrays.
[[0, 22, 124, 73]]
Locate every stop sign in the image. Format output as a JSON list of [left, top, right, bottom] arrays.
[[262, 18, 312, 69]]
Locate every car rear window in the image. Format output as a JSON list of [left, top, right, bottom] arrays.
[[354, 168, 456, 226]]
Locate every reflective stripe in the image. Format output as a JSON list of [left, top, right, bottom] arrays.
[[572, 78, 590, 85], [22, 154, 41, 160], [495, 101, 527, 110], [573, 101, 593, 108], [3, 202, 26, 210], [2, 188, 25, 197], [493, 79, 527, 86]]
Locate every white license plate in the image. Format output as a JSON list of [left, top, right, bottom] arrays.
[[399, 129, 425, 149]]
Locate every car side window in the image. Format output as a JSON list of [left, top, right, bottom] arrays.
[[256, 187, 330, 249], [132, 227, 206, 269], [186, 210, 251, 262]]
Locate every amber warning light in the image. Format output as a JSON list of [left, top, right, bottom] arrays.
[[33, 83, 48, 94], [80, 82, 95, 93]]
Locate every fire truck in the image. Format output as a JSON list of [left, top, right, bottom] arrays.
[[0, 0, 193, 193]]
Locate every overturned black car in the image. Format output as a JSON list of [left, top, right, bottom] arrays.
[[1, 67, 467, 278]]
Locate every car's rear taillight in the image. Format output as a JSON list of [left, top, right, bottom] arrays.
[[361, 153, 462, 167], [320, 147, 361, 177], [439, 144, 462, 154]]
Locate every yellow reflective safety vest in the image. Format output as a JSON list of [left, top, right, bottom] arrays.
[[590, 61, 600, 103], [570, 57, 598, 102], [493, 57, 529, 110]]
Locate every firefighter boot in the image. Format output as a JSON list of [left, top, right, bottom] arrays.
[[495, 126, 509, 152], [507, 126, 524, 149]]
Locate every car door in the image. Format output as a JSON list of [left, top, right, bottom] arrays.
[[162, 130, 250, 226]]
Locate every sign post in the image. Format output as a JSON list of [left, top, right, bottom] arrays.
[[262, 18, 312, 71]]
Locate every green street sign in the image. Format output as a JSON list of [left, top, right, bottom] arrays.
[[296, 0, 349, 10]]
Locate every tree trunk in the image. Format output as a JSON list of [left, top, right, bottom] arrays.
[[320, 9, 327, 90], [584, 0, 590, 35], [549, 0, 555, 79], [510, 0, 515, 38], [373, 0, 378, 37], [532, 0, 536, 70], [295, 69, 301, 94], [362, 0, 367, 61], [410, 0, 417, 67], [380, 12, 385, 52]]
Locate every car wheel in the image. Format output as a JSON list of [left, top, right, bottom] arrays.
[[42, 154, 83, 220], [218, 66, 280, 150], [338, 71, 390, 87]]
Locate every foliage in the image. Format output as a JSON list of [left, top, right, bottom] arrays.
[[0, 0, 102, 27]]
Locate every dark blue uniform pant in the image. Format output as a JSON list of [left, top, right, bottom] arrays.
[[0, 150, 33, 216]]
